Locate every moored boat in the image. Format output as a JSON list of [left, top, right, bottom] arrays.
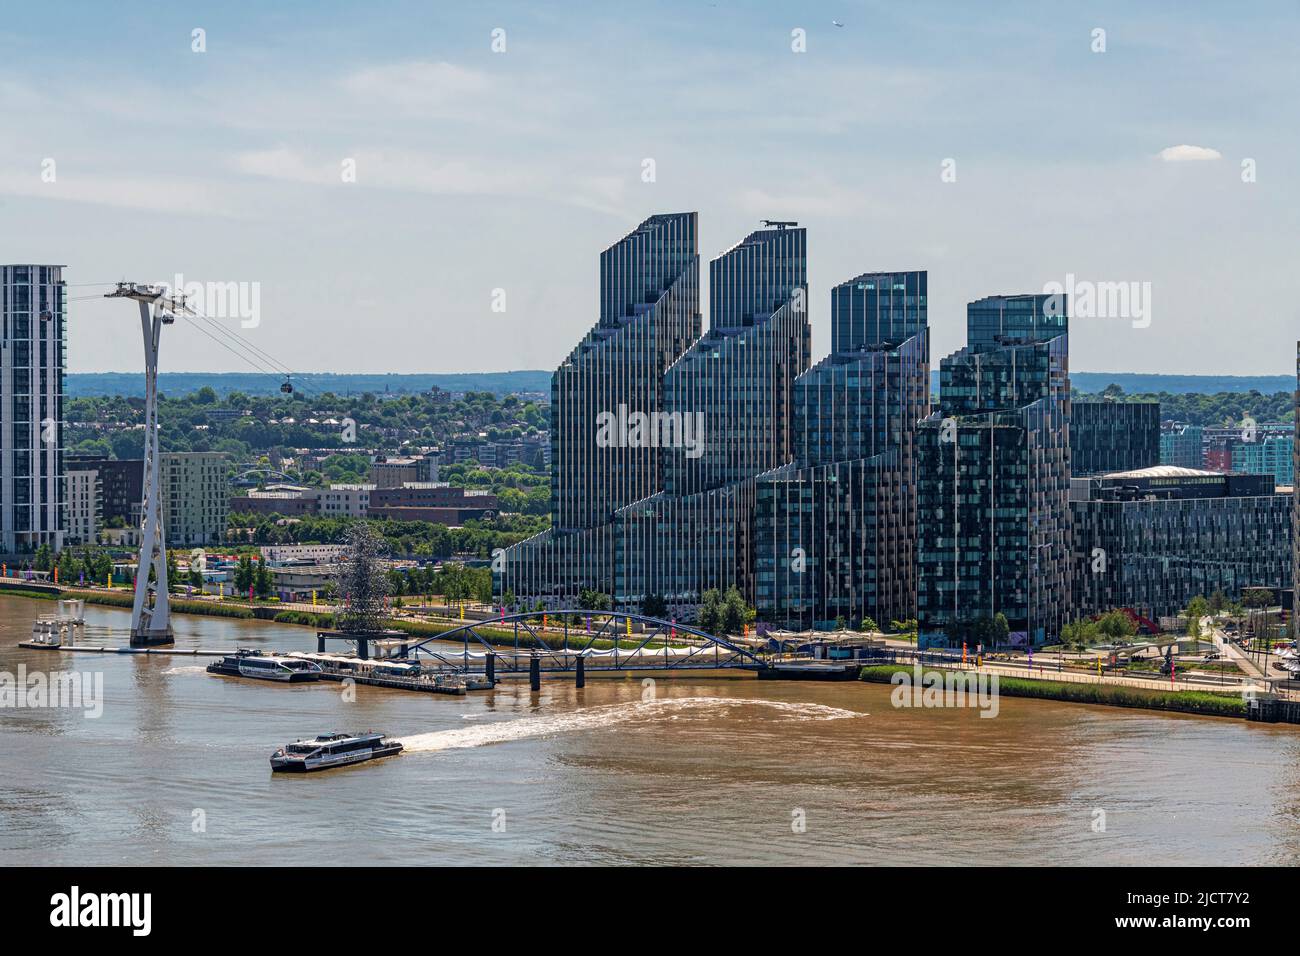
[[207, 649, 323, 682]]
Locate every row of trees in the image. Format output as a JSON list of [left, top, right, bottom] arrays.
[[943, 613, 1011, 647], [1059, 610, 1139, 650], [1074, 386, 1293, 428], [231, 553, 274, 598], [67, 387, 549, 462], [226, 512, 546, 558], [387, 562, 493, 606]]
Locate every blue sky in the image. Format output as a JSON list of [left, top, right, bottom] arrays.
[[1, 1, 1295, 375]]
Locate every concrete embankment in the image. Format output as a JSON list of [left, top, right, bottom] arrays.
[[858, 663, 1248, 719]]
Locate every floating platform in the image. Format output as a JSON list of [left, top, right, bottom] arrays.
[[757, 661, 859, 681], [16, 643, 225, 655], [315, 671, 468, 696]]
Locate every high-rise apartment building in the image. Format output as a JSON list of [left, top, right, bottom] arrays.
[[755, 270, 930, 629], [1, 264, 66, 554], [1160, 423, 1204, 469], [65, 456, 144, 527], [160, 452, 227, 545], [611, 225, 811, 612], [65, 465, 101, 545], [916, 294, 1071, 647], [1232, 435, 1293, 489], [501, 213, 701, 605], [1071, 400, 1160, 476]]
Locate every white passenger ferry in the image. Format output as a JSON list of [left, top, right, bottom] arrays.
[[269, 732, 403, 773], [207, 650, 323, 683]]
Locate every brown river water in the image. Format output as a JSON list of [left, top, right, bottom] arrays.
[[2, 594, 1299, 865]]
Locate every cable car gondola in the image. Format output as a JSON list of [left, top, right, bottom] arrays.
[[280, 377, 294, 394]]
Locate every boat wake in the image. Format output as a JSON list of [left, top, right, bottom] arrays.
[[160, 665, 208, 676], [395, 696, 863, 754]]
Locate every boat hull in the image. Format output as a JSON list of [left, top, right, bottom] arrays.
[[270, 742, 403, 773]]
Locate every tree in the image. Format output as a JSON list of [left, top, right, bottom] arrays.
[[34, 543, 52, 573], [254, 555, 273, 599], [1095, 609, 1137, 643], [334, 521, 389, 634], [578, 588, 611, 612], [697, 589, 723, 635], [57, 548, 77, 584], [642, 593, 667, 619], [187, 564, 204, 590], [992, 613, 1010, 646], [720, 586, 753, 635], [1061, 618, 1101, 651], [891, 618, 918, 645], [234, 554, 254, 594], [166, 548, 179, 593], [1185, 595, 1210, 638], [860, 616, 879, 633]]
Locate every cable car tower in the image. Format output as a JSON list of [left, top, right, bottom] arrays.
[[104, 282, 193, 646]]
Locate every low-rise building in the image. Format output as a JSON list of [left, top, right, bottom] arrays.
[[1072, 465, 1291, 620], [370, 455, 436, 488], [232, 484, 321, 517], [319, 483, 374, 518], [366, 483, 498, 524]]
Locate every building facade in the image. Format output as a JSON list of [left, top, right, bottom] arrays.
[[1232, 435, 1293, 488], [1160, 423, 1204, 470], [1, 264, 66, 554], [500, 213, 702, 607], [1073, 466, 1291, 619], [160, 452, 227, 545], [1071, 400, 1160, 476], [65, 465, 100, 545], [318, 483, 373, 518], [916, 294, 1072, 647], [755, 270, 930, 629], [609, 224, 811, 613]]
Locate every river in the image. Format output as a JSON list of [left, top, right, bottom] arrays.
[[2, 594, 1299, 865]]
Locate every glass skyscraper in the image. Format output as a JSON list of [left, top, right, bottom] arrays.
[[916, 294, 1071, 647], [499, 213, 700, 606], [755, 271, 930, 629], [611, 225, 811, 613], [1071, 400, 1160, 476], [1, 264, 66, 555]]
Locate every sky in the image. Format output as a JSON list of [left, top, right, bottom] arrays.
[[1, 0, 1296, 377]]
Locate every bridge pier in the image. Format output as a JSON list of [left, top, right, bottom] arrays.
[[575, 654, 585, 688], [529, 654, 541, 692], [485, 652, 495, 684]]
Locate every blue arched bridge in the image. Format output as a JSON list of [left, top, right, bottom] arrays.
[[397, 610, 769, 674]]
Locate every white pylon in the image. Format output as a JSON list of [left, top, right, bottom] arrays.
[[105, 283, 191, 645]]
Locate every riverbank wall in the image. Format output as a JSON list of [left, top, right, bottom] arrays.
[[858, 663, 1248, 719]]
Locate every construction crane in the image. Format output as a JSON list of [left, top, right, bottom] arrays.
[[103, 282, 195, 646], [761, 219, 799, 230]]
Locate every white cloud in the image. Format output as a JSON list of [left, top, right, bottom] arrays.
[[1158, 144, 1222, 162], [341, 61, 493, 116]]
